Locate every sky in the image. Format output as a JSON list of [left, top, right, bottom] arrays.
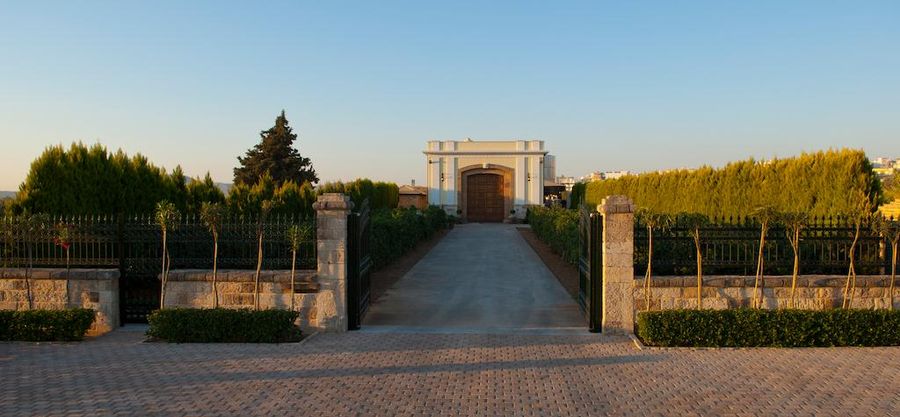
[[1, 1, 898, 191]]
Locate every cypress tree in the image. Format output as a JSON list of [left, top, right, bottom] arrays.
[[234, 110, 318, 187]]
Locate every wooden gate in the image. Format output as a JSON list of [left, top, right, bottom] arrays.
[[578, 207, 603, 333], [347, 200, 373, 330], [466, 174, 505, 222]]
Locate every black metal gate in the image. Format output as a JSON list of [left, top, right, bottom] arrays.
[[347, 200, 373, 330], [119, 216, 162, 323], [578, 207, 603, 333]]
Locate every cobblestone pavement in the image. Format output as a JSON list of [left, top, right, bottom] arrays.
[[2, 329, 898, 416]]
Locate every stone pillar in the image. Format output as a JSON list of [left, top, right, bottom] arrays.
[[313, 193, 353, 332], [600, 195, 635, 335]]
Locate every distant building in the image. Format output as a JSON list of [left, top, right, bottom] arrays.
[[398, 184, 428, 210], [581, 170, 632, 181], [424, 139, 549, 222]]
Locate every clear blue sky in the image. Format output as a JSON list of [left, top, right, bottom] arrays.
[[1, 1, 898, 190]]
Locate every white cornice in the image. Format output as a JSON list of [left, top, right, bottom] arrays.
[[422, 150, 549, 156]]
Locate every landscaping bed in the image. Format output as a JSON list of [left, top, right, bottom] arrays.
[[637, 309, 900, 347], [0, 309, 95, 342], [147, 308, 301, 343]]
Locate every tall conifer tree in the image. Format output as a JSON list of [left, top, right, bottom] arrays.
[[234, 111, 318, 186]]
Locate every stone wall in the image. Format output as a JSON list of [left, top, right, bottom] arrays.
[[634, 275, 899, 311], [0, 268, 119, 335], [163, 269, 326, 331]]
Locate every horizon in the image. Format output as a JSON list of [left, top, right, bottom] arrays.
[[1, 1, 898, 190]]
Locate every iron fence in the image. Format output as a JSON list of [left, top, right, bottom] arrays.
[[0, 214, 317, 272], [634, 216, 891, 276]]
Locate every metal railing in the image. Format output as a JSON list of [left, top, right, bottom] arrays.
[[634, 216, 891, 276], [0, 214, 317, 272]]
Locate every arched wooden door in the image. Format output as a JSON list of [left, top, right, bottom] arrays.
[[466, 174, 505, 222]]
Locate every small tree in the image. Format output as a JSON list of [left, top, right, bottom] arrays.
[[777, 212, 809, 309], [200, 202, 226, 308], [750, 206, 778, 309], [53, 222, 73, 282], [873, 216, 900, 310], [286, 222, 315, 311], [635, 208, 673, 311], [254, 200, 274, 310], [842, 196, 874, 309], [155, 201, 180, 309], [678, 213, 709, 309]]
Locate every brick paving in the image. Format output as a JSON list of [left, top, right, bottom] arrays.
[[1, 329, 898, 416]]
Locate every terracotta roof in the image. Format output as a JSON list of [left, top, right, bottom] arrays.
[[399, 185, 427, 195]]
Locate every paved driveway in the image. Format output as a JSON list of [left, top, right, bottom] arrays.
[[363, 223, 585, 331], [1, 329, 898, 416]]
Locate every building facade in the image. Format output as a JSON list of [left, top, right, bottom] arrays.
[[424, 139, 548, 222]]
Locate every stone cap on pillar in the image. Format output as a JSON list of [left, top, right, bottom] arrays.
[[599, 195, 634, 214], [313, 193, 354, 212]]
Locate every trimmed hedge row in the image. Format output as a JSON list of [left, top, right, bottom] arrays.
[[147, 308, 301, 343], [637, 309, 900, 347], [526, 206, 579, 264], [371, 206, 449, 270], [0, 309, 95, 341]]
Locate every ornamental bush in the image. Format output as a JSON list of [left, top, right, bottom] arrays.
[[637, 309, 900, 347], [371, 206, 448, 270], [0, 309, 95, 341], [146, 308, 301, 343], [526, 206, 580, 264]]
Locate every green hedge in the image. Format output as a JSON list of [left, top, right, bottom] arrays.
[[0, 309, 95, 341], [371, 206, 448, 270], [526, 206, 579, 264], [637, 309, 900, 347], [586, 149, 881, 218], [147, 308, 301, 343]]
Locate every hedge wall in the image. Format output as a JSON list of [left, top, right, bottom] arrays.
[[0, 309, 95, 342], [637, 309, 900, 347], [147, 308, 301, 343], [371, 206, 448, 270], [586, 149, 881, 218], [526, 206, 579, 264]]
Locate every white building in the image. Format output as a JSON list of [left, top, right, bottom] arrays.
[[424, 139, 548, 222]]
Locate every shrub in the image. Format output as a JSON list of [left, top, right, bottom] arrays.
[[370, 206, 448, 270], [526, 206, 580, 264], [146, 308, 301, 343], [637, 309, 900, 347], [0, 309, 95, 342]]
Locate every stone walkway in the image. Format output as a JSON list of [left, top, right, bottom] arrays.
[[1, 329, 898, 416], [364, 223, 585, 331]]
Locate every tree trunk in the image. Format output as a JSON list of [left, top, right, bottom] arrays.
[[66, 248, 72, 307], [25, 240, 33, 310], [789, 229, 800, 309], [644, 226, 653, 311], [843, 225, 860, 309], [753, 225, 766, 309], [254, 232, 263, 311], [695, 231, 702, 310], [890, 242, 897, 311], [160, 230, 167, 309], [212, 237, 219, 309], [291, 249, 297, 311]]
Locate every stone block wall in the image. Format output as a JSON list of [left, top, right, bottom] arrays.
[[0, 268, 120, 335], [634, 275, 899, 311], [163, 269, 325, 332]]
